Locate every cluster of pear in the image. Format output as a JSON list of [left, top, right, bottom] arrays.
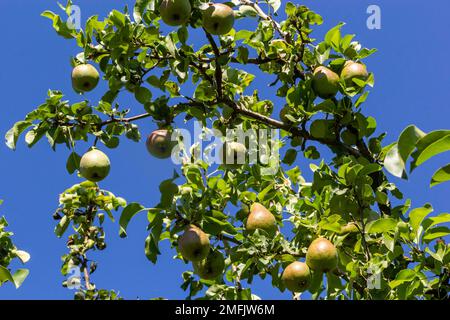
[[281, 238, 338, 293], [178, 225, 225, 280], [160, 0, 235, 35], [311, 61, 369, 99]]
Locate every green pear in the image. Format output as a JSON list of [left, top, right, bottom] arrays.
[[246, 203, 277, 236], [281, 261, 311, 292], [178, 225, 210, 262], [341, 61, 368, 87], [193, 249, 225, 280], [203, 3, 235, 35], [220, 141, 247, 169], [146, 129, 176, 159], [312, 66, 340, 99], [72, 64, 100, 93], [160, 0, 191, 26], [306, 237, 338, 273], [339, 222, 360, 235], [79, 148, 111, 182]]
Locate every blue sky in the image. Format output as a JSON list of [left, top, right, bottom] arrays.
[[0, 0, 449, 299]]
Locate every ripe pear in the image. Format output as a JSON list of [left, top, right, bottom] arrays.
[[341, 61, 368, 87], [203, 3, 235, 35], [159, 0, 192, 26], [311, 66, 340, 99], [72, 64, 100, 93], [146, 129, 176, 159], [193, 249, 225, 280], [246, 203, 277, 236], [306, 237, 338, 273], [79, 148, 111, 182], [178, 225, 210, 262], [281, 261, 311, 292], [220, 141, 247, 169]]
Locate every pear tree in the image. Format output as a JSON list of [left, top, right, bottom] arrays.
[[4, 0, 450, 300]]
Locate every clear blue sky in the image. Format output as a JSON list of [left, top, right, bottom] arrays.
[[0, 0, 448, 299]]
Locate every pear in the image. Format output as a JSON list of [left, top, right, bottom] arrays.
[[306, 237, 338, 273], [146, 129, 176, 159], [72, 64, 100, 93], [341, 61, 368, 87], [79, 148, 111, 182], [203, 3, 235, 35], [246, 203, 277, 236], [193, 249, 225, 280], [160, 0, 192, 26], [312, 66, 340, 99], [220, 141, 247, 169], [178, 225, 210, 262], [281, 261, 311, 292]]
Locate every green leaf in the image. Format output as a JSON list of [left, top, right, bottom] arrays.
[[0, 266, 14, 286], [397, 125, 425, 166], [409, 204, 433, 234], [384, 144, 407, 179], [66, 152, 81, 174], [422, 213, 450, 231], [119, 203, 146, 238], [268, 0, 281, 13], [12, 269, 29, 288], [411, 130, 450, 171], [135, 86, 152, 104], [5, 121, 32, 150], [367, 218, 397, 234], [324, 23, 344, 51], [133, 0, 150, 23], [422, 226, 450, 242], [14, 250, 31, 264], [177, 26, 188, 44], [389, 269, 416, 289], [430, 163, 450, 187], [54, 215, 70, 238]]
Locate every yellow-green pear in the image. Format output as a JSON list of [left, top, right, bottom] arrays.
[[160, 0, 192, 26], [281, 261, 311, 292], [312, 66, 340, 99], [306, 237, 338, 273], [341, 61, 369, 87], [203, 3, 235, 35], [72, 64, 100, 92], [246, 203, 277, 236], [178, 225, 210, 262], [79, 148, 111, 182]]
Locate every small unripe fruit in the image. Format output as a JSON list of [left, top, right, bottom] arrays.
[[72, 64, 100, 92], [339, 222, 359, 235], [341, 61, 368, 87], [281, 261, 311, 292], [79, 148, 111, 182], [160, 0, 192, 26], [146, 129, 176, 159], [246, 203, 278, 236], [178, 225, 210, 262], [306, 237, 338, 273], [312, 66, 340, 99], [193, 250, 225, 280], [203, 3, 235, 35]]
